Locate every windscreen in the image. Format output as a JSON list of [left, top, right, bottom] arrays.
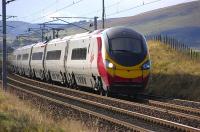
[[108, 37, 146, 67], [110, 38, 142, 54]]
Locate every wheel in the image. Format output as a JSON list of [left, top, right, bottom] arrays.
[[31, 70, 36, 79], [45, 73, 49, 82], [99, 88, 104, 96], [39, 70, 45, 81], [98, 86, 109, 96], [19, 68, 23, 76], [71, 73, 77, 89], [45, 72, 52, 83], [22, 68, 25, 76], [11, 66, 15, 73], [104, 90, 109, 97]]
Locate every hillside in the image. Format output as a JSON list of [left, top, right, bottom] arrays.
[[0, 21, 39, 39], [1, 1, 200, 49], [147, 40, 200, 101], [106, 1, 200, 49], [45, 1, 200, 49]]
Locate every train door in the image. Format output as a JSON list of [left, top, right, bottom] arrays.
[[82, 38, 89, 73], [81, 37, 91, 87], [28, 44, 35, 76], [63, 40, 69, 84], [89, 37, 98, 74], [64, 40, 69, 73], [43, 43, 48, 74], [79, 39, 86, 86]]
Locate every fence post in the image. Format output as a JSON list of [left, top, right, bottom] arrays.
[[170, 37, 172, 49], [191, 49, 192, 59], [187, 46, 190, 56]]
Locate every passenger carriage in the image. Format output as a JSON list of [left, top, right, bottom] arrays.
[[9, 27, 151, 96]]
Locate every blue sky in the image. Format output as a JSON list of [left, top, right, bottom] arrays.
[[0, 0, 197, 23]]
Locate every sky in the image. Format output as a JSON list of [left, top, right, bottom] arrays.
[[0, 0, 198, 23]]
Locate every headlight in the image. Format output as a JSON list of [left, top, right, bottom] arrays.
[[106, 60, 115, 69], [108, 62, 114, 68], [142, 60, 151, 70]]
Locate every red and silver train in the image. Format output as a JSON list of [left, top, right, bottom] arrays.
[[9, 27, 151, 96]]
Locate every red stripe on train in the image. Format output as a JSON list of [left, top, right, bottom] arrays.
[[97, 37, 110, 86]]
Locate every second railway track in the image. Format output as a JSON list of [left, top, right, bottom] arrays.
[[7, 73, 200, 132]]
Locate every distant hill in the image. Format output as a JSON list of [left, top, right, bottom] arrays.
[[1, 1, 200, 49], [0, 21, 39, 39], [105, 1, 200, 49]]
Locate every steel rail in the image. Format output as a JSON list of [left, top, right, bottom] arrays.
[[7, 83, 151, 132], [148, 100, 200, 116], [136, 93, 200, 109], [172, 99, 200, 108], [173, 99, 200, 105], [8, 75, 200, 122], [8, 77, 200, 132]]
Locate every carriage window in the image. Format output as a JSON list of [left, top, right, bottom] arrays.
[[17, 55, 21, 60], [14, 55, 16, 60], [32, 52, 43, 60], [46, 50, 61, 60], [11, 55, 16, 60], [22, 54, 29, 60], [71, 48, 87, 60]]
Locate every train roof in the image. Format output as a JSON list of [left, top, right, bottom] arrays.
[[91, 29, 104, 35], [104, 27, 143, 40], [20, 43, 35, 50], [62, 36, 72, 41], [62, 29, 104, 40], [33, 42, 46, 48], [48, 38, 62, 44], [14, 43, 35, 52]]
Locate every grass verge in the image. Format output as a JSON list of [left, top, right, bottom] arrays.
[[147, 40, 200, 101], [0, 88, 89, 132]]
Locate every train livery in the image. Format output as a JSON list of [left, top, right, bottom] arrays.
[[9, 27, 151, 96]]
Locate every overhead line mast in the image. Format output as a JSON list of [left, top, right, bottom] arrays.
[[2, 0, 16, 91], [102, 0, 105, 29]]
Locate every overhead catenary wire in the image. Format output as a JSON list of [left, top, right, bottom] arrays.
[[30, 0, 84, 23], [0, 25, 15, 28], [80, 1, 122, 17], [13, 0, 84, 31], [10, 0, 166, 40], [107, 0, 163, 17], [0, 15, 17, 21], [51, 16, 94, 19], [55, 18, 91, 32], [18, 0, 58, 20]]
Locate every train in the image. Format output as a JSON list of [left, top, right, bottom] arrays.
[[9, 27, 151, 96]]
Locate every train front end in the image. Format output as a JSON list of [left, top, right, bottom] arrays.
[[98, 27, 151, 95]]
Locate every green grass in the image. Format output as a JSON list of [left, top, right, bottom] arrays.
[[0, 111, 53, 132], [0, 89, 90, 132], [147, 40, 200, 101]]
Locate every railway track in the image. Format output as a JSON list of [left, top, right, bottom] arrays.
[[167, 99, 200, 109], [137, 93, 200, 114], [148, 100, 200, 116], [6, 74, 200, 131]]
